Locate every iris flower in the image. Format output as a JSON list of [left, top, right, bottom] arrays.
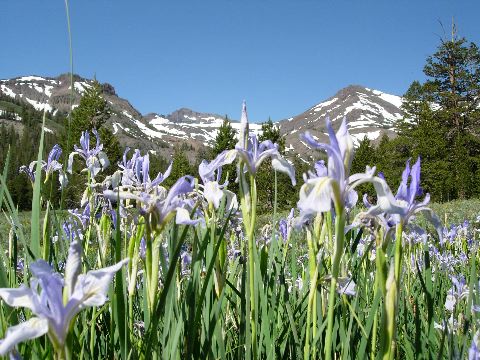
[[297, 118, 375, 219], [105, 175, 200, 230], [0, 240, 128, 356], [198, 149, 237, 210], [237, 100, 249, 150], [119, 148, 172, 191], [67, 129, 109, 178], [444, 275, 469, 312], [236, 134, 296, 186], [469, 332, 480, 360], [278, 208, 295, 242], [232, 101, 296, 185], [20, 144, 68, 189], [365, 157, 442, 239]]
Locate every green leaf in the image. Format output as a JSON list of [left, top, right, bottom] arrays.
[[30, 112, 46, 260]]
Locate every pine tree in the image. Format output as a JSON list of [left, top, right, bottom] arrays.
[[61, 80, 121, 206], [349, 136, 377, 199], [64, 79, 121, 166], [211, 116, 238, 194], [258, 118, 285, 152], [213, 116, 237, 155], [399, 25, 480, 199], [164, 148, 193, 188]]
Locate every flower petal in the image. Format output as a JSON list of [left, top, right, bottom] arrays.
[[68, 259, 129, 311], [297, 176, 334, 215], [414, 206, 443, 242], [199, 150, 237, 183], [0, 318, 48, 356], [369, 177, 407, 217], [0, 286, 43, 315], [408, 157, 422, 204], [67, 152, 77, 174], [64, 240, 82, 298], [396, 158, 411, 202], [335, 118, 354, 174], [204, 181, 224, 209], [175, 207, 202, 226], [97, 151, 110, 170], [271, 157, 296, 186]]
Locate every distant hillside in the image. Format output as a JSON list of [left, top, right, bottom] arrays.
[[0, 74, 405, 160]]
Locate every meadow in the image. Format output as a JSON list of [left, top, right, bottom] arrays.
[[0, 110, 478, 360]]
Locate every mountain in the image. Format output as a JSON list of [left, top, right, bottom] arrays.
[[0, 75, 405, 161], [279, 85, 404, 161]]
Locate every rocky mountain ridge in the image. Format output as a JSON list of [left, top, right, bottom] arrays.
[[0, 74, 405, 160]]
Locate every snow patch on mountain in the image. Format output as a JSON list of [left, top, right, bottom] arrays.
[[24, 97, 53, 112], [350, 130, 381, 144], [313, 97, 338, 112], [0, 85, 16, 98], [18, 76, 46, 82], [367, 88, 404, 109], [0, 110, 22, 121], [73, 82, 92, 93]]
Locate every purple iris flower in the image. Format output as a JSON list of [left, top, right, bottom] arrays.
[[16, 259, 24, 273], [434, 250, 458, 273], [236, 133, 296, 185], [67, 129, 109, 178], [237, 100, 249, 150], [469, 332, 480, 360], [120, 148, 172, 191], [337, 277, 356, 296], [361, 193, 395, 233], [199, 150, 237, 183], [0, 240, 128, 356], [442, 225, 459, 246], [278, 208, 295, 242], [68, 204, 91, 229], [298, 118, 375, 219], [180, 251, 192, 276], [233, 101, 295, 185], [20, 144, 68, 189], [444, 275, 469, 311], [18, 163, 35, 183], [105, 175, 200, 230], [62, 221, 83, 242], [198, 149, 237, 210], [365, 157, 442, 240]]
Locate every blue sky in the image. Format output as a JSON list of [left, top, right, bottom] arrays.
[[1, 1, 479, 122]]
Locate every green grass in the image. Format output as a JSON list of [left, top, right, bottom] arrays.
[[430, 198, 480, 225]]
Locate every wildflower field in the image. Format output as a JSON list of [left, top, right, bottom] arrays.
[[0, 103, 478, 360]]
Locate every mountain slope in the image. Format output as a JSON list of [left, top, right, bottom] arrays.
[[279, 85, 404, 160], [0, 75, 405, 161]]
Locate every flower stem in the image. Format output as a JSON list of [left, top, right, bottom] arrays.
[[247, 174, 258, 358], [325, 204, 345, 360], [391, 222, 404, 358]]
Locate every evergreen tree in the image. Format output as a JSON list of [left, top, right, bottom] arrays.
[[258, 118, 285, 151], [399, 26, 480, 200], [64, 79, 121, 166], [211, 116, 238, 194], [62, 80, 121, 206], [164, 148, 194, 188], [351, 136, 376, 174], [213, 116, 237, 155], [374, 134, 409, 194]]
